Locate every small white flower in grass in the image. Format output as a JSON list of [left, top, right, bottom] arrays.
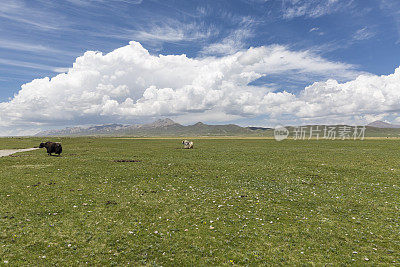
[[68, 244, 72, 247], [154, 231, 158, 234], [4, 260, 9, 264], [353, 251, 357, 254], [128, 231, 134, 234], [364, 257, 369, 261]]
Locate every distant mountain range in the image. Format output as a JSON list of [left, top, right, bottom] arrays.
[[34, 119, 400, 137], [367, 120, 400, 128], [35, 118, 273, 137]]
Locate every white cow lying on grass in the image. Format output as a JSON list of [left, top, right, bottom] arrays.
[[182, 140, 194, 149]]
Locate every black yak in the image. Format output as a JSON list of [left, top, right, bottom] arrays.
[[39, 141, 62, 156]]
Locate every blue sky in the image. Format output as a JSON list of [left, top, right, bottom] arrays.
[[0, 0, 400, 135]]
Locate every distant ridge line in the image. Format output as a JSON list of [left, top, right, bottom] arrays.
[[34, 118, 400, 137], [367, 120, 400, 128]]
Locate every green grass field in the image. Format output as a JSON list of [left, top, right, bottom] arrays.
[[0, 137, 399, 265]]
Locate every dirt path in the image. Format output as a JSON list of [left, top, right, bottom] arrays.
[[0, 148, 39, 157]]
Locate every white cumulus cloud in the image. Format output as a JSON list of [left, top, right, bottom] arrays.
[[295, 69, 400, 118], [1, 41, 399, 136]]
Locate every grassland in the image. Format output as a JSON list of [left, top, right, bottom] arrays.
[[0, 137, 399, 265]]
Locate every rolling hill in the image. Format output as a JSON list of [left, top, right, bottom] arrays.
[[35, 119, 269, 137], [34, 119, 400, 138]]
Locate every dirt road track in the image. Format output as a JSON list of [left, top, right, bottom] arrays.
[[0, 148, 39, 157]]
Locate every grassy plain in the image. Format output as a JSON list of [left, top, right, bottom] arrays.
[[0, 137, 399, 265]]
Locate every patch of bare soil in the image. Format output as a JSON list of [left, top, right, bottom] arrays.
[[113, 159, 141, 162], [0, 148, 39, 157]]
